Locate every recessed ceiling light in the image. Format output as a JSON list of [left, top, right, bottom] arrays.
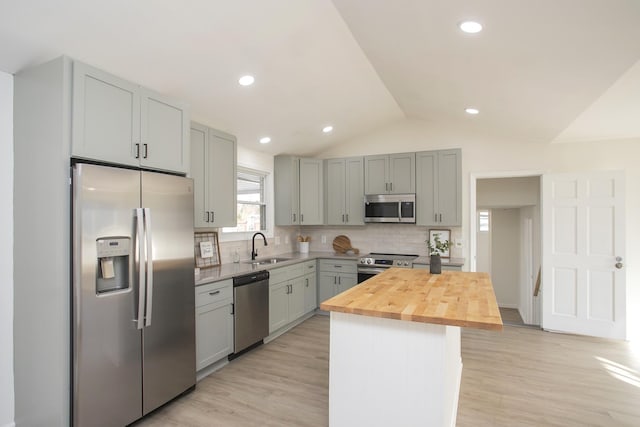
[[459, 21, 483, 34], [238, 75, 255, 86], [259, 136, 271, 144], [322, 125, 333, 133], [465, 107, 480, 115]]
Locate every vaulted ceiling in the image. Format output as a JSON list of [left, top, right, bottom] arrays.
[[1, 0, 639, 156]]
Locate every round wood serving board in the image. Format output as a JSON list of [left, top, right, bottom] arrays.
[[332, 235, 359, 254]]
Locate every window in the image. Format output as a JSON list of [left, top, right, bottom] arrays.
[[222, 168, 267, 233], [478, 210, 490, 232]]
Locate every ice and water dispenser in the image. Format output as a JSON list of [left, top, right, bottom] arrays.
[[96, 237, 131, 293]]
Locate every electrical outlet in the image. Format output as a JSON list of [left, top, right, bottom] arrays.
[[455, 239, 464, 248], [275, 236, 281, 245], [284, 235, 289, 244], [321, 235, 327, 244]]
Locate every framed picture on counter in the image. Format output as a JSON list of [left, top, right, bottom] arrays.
[[194, 231, 220, 268], [428, 229, 451, 258]]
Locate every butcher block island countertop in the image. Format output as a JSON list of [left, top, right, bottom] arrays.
[[320, 268, 503, 331]]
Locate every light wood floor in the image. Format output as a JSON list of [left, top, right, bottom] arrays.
[[136, 315, 640, 427]]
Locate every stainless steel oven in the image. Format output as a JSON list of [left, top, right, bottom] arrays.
[[357, 253, 418, 283]]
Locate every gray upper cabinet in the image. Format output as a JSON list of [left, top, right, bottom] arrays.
[[364, 153, 415, 194], [275, 156, 323, 226], [416, 149, 462, 226], [325, 157, 364, 225], [299, 158, 324, 225], [72, 61, 189, 174], [191, 122, 237, 228]]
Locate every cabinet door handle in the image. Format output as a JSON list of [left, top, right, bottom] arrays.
[[305, 278, 309, 287], [211, 211, 215, 223], [385, 183, 389, 191], [333, 276, 337, 284], [230, 303, 234, 315], [390, 182, 393, 192], [342, 214, 345, 222], [338, 276, 341, 285], [135, 143, 140, 159], [143, 143, 148, 159], [334, 265, 342, 268], [439, 213, 442, 222], [435, 213, 438, 222], [345, 214, 349, 223], [293, 213, 296, 223], [308, 264, 314, 269], [209, 290, 220, 296], [300, 213, 304, 223], [206, 212, 210, 222]]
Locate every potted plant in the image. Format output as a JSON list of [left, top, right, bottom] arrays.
[[426, 235, 450, 274]]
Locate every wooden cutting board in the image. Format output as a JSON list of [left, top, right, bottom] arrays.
[[332, 235, 359, 254]]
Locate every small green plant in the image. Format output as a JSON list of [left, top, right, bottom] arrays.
[[426, 235, 450, 256]]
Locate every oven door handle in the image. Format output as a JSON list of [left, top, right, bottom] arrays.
[[357, 267, 388, 275]]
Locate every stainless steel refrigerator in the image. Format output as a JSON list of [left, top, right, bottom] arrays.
[[72, 163, 196, 426]]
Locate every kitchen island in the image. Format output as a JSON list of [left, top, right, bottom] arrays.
[[320, 269, 502, 427]]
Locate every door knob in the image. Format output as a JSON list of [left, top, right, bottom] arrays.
[[615, 256, 624, 269]]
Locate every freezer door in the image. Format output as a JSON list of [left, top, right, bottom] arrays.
[[72, 163, 143, 427], [141, 171, 196, 414]]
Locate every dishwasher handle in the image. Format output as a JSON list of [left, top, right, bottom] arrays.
[[233, 270, 270, 287]]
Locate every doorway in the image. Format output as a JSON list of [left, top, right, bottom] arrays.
[[470, 173, 542, 326]]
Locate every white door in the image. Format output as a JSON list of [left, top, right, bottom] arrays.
[[542, 171, 625, 339]]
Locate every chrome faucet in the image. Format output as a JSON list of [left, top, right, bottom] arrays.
[[251, 232, 268, 260]]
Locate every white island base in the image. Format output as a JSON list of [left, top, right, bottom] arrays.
[[328, 311, 463, 427]]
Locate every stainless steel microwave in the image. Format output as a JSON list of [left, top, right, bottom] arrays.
[[364, 194, 416, 223]]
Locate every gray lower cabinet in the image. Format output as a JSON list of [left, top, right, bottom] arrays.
[[195, 279, 234, 371], [303, 272, 317, 313], [416, 149, 462, 226], [318, 259, 358, 304], [274, 156, 323, 225], [72, 60, 189, 174], [191, 123, 237, 228], [364, 153, 415, 195], [325, 157, 365, 225], [269, 260, 317, 333]]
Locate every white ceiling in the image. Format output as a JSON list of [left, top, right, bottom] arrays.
[[1, 0, 639, 156]]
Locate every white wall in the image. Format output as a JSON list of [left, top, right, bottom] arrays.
[[0, 71, 15, 427], [477, 176, 539, 208], [476, 218, 491, 274], [491, 209, 520, 307], [318, 118, 640, 341]]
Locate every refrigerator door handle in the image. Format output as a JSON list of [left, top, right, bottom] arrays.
[[136, 208, 146, 330], [144, 208, 154, 327]]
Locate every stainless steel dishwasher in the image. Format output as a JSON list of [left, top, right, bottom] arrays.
[[231, 270, 270, 357]]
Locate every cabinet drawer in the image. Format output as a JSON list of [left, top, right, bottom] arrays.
[[196, 279, 233, 307], [302, 260, 316, 274], [319, 259, 357, 274], [269, 262, 308, 284]]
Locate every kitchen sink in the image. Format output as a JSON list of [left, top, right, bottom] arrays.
[[243, 257, 292, 265]]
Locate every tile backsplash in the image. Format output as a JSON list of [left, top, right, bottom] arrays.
[[205, 224, 463, 265]]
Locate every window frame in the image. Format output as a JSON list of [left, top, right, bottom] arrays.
[[219, 166, 272, 242]]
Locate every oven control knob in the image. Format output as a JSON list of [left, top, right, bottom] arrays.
[[359, 258, 365, 264], [367, 258, 373, 265], [404, 261, 409, 266]]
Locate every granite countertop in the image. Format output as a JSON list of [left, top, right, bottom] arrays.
[[320, 268, 503, 331], [413, 256, 465, 266], [195, 251, 360, 286]]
